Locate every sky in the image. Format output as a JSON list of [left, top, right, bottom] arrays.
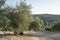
[[5, 0, 60, 15]]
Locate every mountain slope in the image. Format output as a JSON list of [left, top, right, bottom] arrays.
[[33, 14, 60, 27]]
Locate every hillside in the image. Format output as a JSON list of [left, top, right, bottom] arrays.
[[33, 14, 60, 27]]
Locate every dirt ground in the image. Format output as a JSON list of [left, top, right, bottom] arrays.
[[0, 31, 60, 40], [0, 35, 53, 40]]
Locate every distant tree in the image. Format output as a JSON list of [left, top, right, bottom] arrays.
[[29, 17, 43, 31]]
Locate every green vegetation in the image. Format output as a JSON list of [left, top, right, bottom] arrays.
[[29, 17, 43, 31], [45, 27, 52, 31], [0, 0, 43, 35], [0, 0, 12, 31], [0, 0, 6, 8], [33, 14, 60, 27], [12, 0, 33, 34], [51, 23, 60, 31], [45, 22, 60, 31], [1, 0, 60, 35]]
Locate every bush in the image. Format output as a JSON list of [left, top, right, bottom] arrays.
[[51, 23, 60, 31], [45, 27, 52, 31], [29, 17, 43, 31]]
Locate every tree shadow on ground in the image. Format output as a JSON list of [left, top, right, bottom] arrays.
[[23, 31, 60, 37], [0, 34, 15, 38], [0, 31, 60, 38]]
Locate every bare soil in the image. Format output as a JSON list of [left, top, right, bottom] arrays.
[[0, 35, 53, 40], [0, 31, 60, 40]]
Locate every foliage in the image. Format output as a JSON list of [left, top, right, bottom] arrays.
[[45, 27, 52, 31], [7, 0, 33, 34], [0, 0, 33, 35], [0, 0, 11, 31], [29, 17, 43, 31], [0, 7, 13, 31], [51, 23, 60, 31], [33, 14, 60, 27], [0, 0, 6, 8]]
